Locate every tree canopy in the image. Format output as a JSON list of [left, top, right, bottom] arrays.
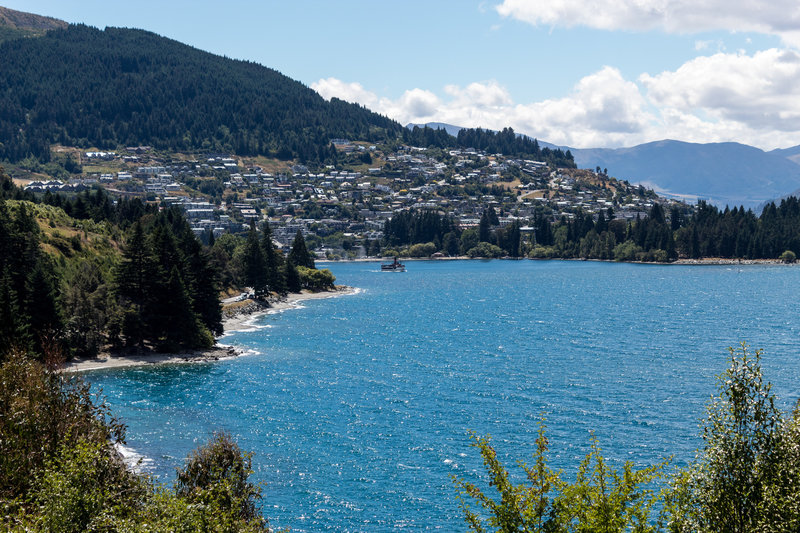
[[0, 24, 402, 163]]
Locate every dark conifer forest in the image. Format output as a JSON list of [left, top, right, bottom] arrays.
[[403, 125, 576, 167], [380, 199, 800, 262], [0, 24, 402, 163], [0, 23, 573, 168], [0, 168, 332, 361]]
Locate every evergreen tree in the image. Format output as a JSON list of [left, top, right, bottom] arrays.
[[595, 210, 608, 233], [0, 266, 29, 356], [63, 261, 110, 358], [478, 210, 492, 243], [487, 206, 500, 226], [160, 266, 209, 350], [115, 222, 155, 347], [368, 239, 382, 257], [181, 232, 223, 337], [442, 232, 460, 257], [507, 221, 522, 257], [243, 225, 268, 297], [288, 229, 315, 269], [284, 260, 302, 293], [261, 222, 286, 295], [24, 258, 63, 356]]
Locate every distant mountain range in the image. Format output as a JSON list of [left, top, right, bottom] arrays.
[[570, 140, 800, 208], [410, 122, 800, 209]]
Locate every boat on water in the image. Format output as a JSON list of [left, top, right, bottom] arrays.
[[381, 257, 406, 272]]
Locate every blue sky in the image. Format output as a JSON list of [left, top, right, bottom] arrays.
[[5, 1, 800, 150]]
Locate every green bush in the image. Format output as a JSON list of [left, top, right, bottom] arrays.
[[0, 354, 270, 532], [297, 267, 336, 291], [408, 242, 437, 257], [456, 343, 800, 532], [0, 351, 123, 504], [453, 425, 667, 532], [175, 432, 264, 526], [466, 242, 504, 258], [780, 250, 796, 263], [529, 245, 558, 258], [613, 240, 644, 261], [30, 438, 144, 532], [667, 343, 793, 532]]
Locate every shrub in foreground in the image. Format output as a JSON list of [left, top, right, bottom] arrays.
[[0, 353, 270, 532], [453, 426, 667, 532], [455, 343, 800, 532]]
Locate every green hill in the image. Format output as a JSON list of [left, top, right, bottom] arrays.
[[0, 23, 402, 163]]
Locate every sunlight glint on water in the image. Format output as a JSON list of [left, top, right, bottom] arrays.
[[88, 260, 800, 531]]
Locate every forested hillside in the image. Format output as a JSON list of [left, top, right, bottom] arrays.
[[0, 166, 332, 361], [403, 125, 576, 168], [0, 24, 402, 163]]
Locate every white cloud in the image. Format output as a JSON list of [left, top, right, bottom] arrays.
[[311, 78, 379, 108], [640, 49, 800, 131], [313, 72, 652, 148], [444, 81, 514, 108], [380, 89, 442, 123], [695, 40, 711, 51], [312, 49, 800, 150], [495, 0, 800, 48], [312, 78, 441, 126], [507, 67, 655, 147]]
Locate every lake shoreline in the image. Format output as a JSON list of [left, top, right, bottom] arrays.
[[63, 286, 357, 373], [321, 256, 793, 266]]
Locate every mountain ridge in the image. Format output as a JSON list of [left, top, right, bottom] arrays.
[[0, 22, 402, 163], [570, 139, 800, 208]]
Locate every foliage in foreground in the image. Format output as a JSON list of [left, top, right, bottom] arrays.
[[0, 352, 270, 532], [453, 427, 667, 532], [455, 343, 800, 532]]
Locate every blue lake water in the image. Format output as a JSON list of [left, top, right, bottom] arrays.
[[87, 260, 800, 531]]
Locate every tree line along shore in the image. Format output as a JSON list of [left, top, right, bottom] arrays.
[[0, 166, 335, 363], [377, 200, 800, 263]]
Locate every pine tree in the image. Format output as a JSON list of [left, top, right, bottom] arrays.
[[63, 261, 110, 357], [160, 266, 209, 350], [507, 221, 521, 257], [0, 266, 29, 356], [487, 206, 500, 226], [288, 229, 315, 269], [181, 233, 223, 336], [115, 222, 155, 347], [479, 210, 492, 243], [284, 260, 302, 293], [243, 225, 268, 297], [261, 222, 286, 295], [24, 258, 63, 355]]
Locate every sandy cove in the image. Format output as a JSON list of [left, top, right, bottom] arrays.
[[64, 286, 357, 373]]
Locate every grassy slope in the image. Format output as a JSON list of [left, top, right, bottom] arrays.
[[0, 6, 67, 44], [8, 200, 122, 274]]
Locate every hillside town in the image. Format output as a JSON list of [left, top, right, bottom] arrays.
[[20, 141, 691, 258]]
